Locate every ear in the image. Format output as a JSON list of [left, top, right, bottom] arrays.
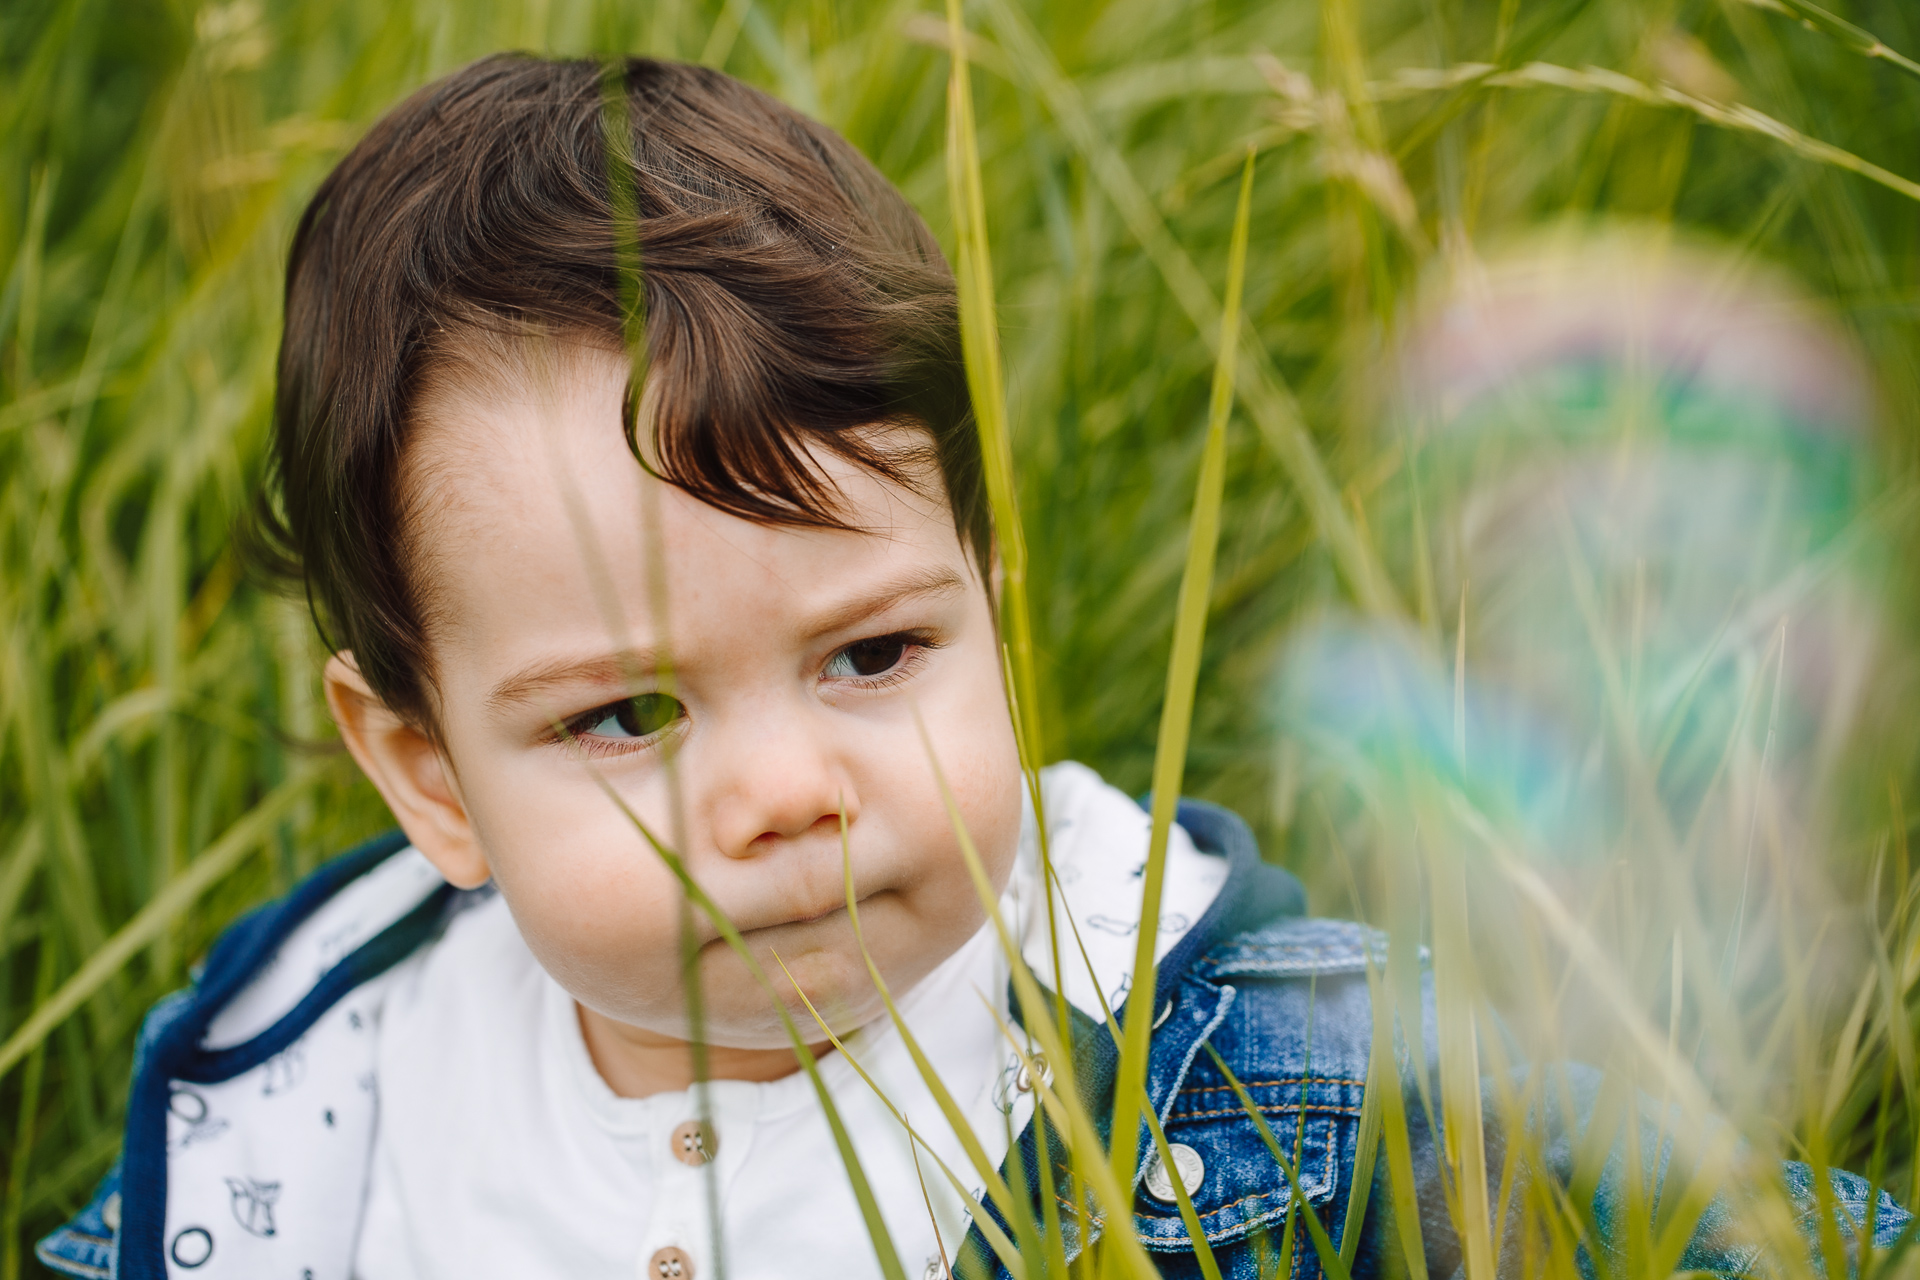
[[324, 653, 492, 889]]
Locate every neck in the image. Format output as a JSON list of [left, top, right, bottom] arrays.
[[576, 1002, 829, 1098]]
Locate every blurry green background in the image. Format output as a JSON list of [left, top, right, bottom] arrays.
[[6, 0, 1920, 1264]]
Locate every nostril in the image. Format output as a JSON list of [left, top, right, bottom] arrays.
[[709, 771, 856, 858], [743, 814, 848, 851], [742, 830, 785, 856]]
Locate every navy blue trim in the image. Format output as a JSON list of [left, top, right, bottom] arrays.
[[192, 830, 410, 1015], [1145, 798, 1305, 1020], [117, 829, 450, 1280], [179, 882, 452, 1082]]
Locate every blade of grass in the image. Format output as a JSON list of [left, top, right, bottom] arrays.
[[1110, 143, 1257, 1208], [978, 0, 1399, 619], [1337, 965, 1388, 1269], [912, 712, 1163, 1280], [1141, 1103, 1226, 1280], [1460, 61, 1920, 204], [943, 1, 1076, 1133], [602, 68, 730, 1277], [910, 1139, 955, 1280], [1425, 834, 1495, 1280], [775, 950, 1032, 1280], [1744, 0, 1920, 84], [1202, 1042, 1357, 1280], [1361, 928, 1431, 1280], [943, 0, 1041, 771], [831, 804, 1054, 1271], [977, 997, 1161, 1280]]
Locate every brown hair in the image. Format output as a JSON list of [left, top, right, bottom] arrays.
[[252, 54, 983, 727]]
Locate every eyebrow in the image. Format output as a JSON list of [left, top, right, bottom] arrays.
[[486, 649, 665, 716], [483, 565, 970, 715], [801, 564, 968, 641]]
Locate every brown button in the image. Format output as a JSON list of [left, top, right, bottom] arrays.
[[670, 1119, 717, 1166], [649, 1247, 694, 1279]]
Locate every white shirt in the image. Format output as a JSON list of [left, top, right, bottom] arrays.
[[157, 763, 1225, 1280]]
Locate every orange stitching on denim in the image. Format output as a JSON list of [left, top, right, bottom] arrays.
[[1060, 1160, 1339, 1248], [1137, 1188, 1283, 1224], [1135, 1179, 1336, 1231], [1051, 1191, 1104, 1224], [1179, 1075, 1366, 1093]]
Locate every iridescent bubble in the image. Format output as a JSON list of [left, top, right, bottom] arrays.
[[1278, 226, 1885, 865]]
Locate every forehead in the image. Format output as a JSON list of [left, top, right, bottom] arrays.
[[398, 340, 973, 669]]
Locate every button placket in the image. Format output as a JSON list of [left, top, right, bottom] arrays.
[[640, 1094, 743, 1280]]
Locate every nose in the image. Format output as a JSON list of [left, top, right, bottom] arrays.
[[699, 698, 858, 860]]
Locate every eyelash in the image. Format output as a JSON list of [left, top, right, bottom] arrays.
[[823, 630, 943, 690], [551, 630, 942, 758], [555, 702, 685, 759]]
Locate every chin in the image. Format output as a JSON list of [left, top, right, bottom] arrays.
[[679, 949, 868, 1038], [772, 956, 877, 1025], [705, 994, 884, 1052]]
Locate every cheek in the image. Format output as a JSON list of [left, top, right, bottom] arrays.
[[903, 678, 1025, 893], [458, 764, 683, 987], [958, 658, 1026, 861]]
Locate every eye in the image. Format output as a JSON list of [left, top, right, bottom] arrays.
[[824, 633, 917, 679], [574, 692, 686, 741]]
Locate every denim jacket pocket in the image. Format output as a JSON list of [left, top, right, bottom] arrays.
[[1133, 1062, 1360, 1252], [1132, 923, 1380, 1263]]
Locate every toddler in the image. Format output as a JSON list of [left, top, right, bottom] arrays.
[[39, 54, 1909, 1280]]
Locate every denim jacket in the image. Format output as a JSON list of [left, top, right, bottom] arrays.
[[38, 802, 1913, 1279], [954, 807, 1914, 1280]]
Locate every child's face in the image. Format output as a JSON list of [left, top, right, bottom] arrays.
[[327, 344, 1023, 1054]]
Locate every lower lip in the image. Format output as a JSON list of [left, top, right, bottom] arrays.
[[764, 897, 870, 932]]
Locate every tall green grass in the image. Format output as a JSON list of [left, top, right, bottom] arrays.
[[7, 0, 1920, 1274]]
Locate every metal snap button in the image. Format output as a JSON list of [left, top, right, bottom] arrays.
[[1143, 1142, 1206, 1202], [1013, 1053, 1051, 1093], [670, 1119, 717, 1166], [921, 1257, 947, 1280], [648, 1246, 695, 1279]]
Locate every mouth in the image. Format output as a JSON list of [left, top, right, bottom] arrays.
[[784, 904, 844, 928], [726, 893, 874, 942]]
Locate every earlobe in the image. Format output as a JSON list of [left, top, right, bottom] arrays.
[[323, 653, 492, 889]]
